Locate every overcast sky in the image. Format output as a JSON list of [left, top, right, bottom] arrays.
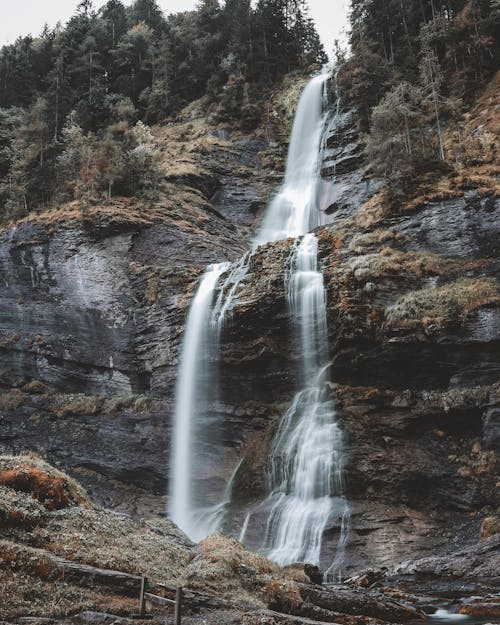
[[0, 0, 349, 55]]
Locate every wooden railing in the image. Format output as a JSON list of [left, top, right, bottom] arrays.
[[139, 576, 183, 623]]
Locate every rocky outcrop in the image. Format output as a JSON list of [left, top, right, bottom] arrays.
[[0, 73, 498, 582], [0, 117, 276, 511], [1, 455, 431, 623], [390, 533, 500, 582]]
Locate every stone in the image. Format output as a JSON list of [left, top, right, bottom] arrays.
[[483, 405, 500, 451]]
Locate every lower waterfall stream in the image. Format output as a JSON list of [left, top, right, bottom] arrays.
[[240, 234, 348, 571], [169, 65, 350, 573]]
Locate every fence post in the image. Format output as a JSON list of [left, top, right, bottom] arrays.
[[174, 586, 183, 625], [139, 575, 147, 617]]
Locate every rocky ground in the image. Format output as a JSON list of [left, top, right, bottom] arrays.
[[1, 454, 498, 624], [0, 69, 498, 613]]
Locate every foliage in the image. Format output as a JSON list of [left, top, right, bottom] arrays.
[[186, 533, 308, 606], [0, 454, 89, 510], [341, 0, 499, 187], [385, 277, 500, 330], [0, 0, 326, 222]]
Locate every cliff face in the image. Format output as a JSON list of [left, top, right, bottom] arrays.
[[0, 74, 498, 572], [0, 113, 272, 514]]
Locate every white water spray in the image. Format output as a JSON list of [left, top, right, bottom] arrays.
[[241, 234, 348, 568], [168, 262, 229, 539], [169, 67, 350, 570], [253, 70, 330, 247]]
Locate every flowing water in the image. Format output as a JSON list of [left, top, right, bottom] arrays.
[[252, 69, 331, 247], [240, 234, 348, 569], [169, 66, 349, 570], [168, 262, 229, 540]]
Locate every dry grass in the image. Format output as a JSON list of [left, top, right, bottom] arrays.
[[399, 72, 499, 215], [385, 277, 500, 330], [346, 248, 480, 282], [186, 534, 308, 608], [480, 516, 500, 540], [49, 394, 103, 418], [0, 454, 192, 618], [359, 74, 499, 220], [0, 541, 137, 619], [0, 485, 46, 527], [0, 389, 26, 411], [348, 229, 406, 253], [420, 383, 500, 412], [0, 187, 215, 235], [445, 71, 499, 170], [36, 506, 190, 582], [355, 189, 393, 229], [0, 454, 89, 511]]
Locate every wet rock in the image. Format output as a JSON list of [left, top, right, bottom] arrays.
[[483, 405, 500, 451], [208, 127, 233, 140], [78, 614, 136, 625], [398, 194, 500, 259], [390, 534, 500, 582], [297, 584, 424, 622], [459, 596, 500, 617], [319, 108, 382, 225]]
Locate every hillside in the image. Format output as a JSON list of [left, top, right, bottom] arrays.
[[0, 0, 499, 622]]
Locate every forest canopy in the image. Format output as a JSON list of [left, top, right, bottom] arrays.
[[0, 0, 327, 220], [340, 0, 498, 186]]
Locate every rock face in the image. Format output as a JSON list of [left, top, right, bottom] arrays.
[[0, 77, 498, 578], [0, 119, 273, 511]]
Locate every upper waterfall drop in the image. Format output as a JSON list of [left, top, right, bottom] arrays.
[[253, 70, 330, 247]]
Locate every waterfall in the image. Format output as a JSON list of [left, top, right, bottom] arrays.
[[169, 65, 350, 571], [240, 234, 348, 569], [253, 70, 330, 247], [168, 262, 229, 540]]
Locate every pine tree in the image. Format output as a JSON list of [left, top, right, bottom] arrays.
[[368, 81, 424, 182]]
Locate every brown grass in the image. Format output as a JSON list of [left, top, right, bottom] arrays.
[[0, 486, 46, 527], [480, 516, 500, 540], [50, 394, 103, 418], [348, 229, 407, 253], [0, 541, 138, 619], [385, 277, 500, 330], [38, 507, 190, 582], [347, 248, 482, 282], [0, 454, 89, 510], [355, 189, 393, 229], [186, 534, 308, 608], [0, 389, 26, 411], [399, 72, 499, 215], [0, 454, 192, 617]]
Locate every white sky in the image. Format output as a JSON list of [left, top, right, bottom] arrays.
[[0, 0, 349, 55]]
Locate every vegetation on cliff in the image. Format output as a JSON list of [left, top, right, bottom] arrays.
[[0, 0, 326, 221], [339, 0, 498, 188]]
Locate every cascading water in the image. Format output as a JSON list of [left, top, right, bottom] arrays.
[[168, 251, 256, 542], [169, 64, 350, 571], [168, 262, 229, 541], [253, 69, 330, 247], [240, 234, 349, 570]]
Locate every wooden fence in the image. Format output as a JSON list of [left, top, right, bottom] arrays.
[[139, 576, 183, 623]]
